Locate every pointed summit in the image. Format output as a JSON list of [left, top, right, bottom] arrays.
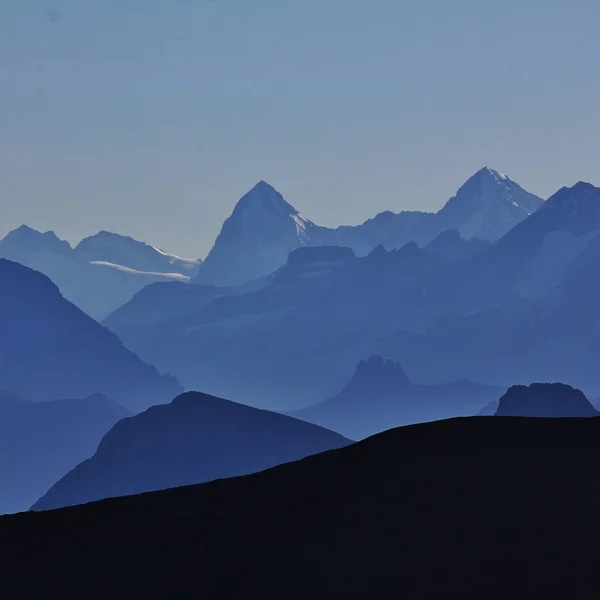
[[435, 167, 544, 241], [231, 180, 299, 221], [474, 166, 511, 182], [196, 182, 318, 287]]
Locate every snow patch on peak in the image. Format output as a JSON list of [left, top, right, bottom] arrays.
[[291, 213, 312, 244], [478, 166, 511, 184]]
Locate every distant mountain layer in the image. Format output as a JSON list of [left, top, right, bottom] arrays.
[[108, 179, 600, 411], [0, 393, 130, 515], [106, 212, 556, 411], [0, 259, 182, 411], [6, 417, 600, 598], [108, 242, 468, 410], [74, 231, 201, 275], [194, 167, 542, 287], [0, 226, 199, 319], [377, 181, 600, 395], [33, 391, 351, 511], [291, 356, 504, 439]]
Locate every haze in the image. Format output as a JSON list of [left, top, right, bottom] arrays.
[[1, 0, 599, 257]]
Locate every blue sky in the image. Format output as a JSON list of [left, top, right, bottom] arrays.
[[1, 0, 599, 257]]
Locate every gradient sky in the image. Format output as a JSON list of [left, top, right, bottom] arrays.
[[1, 0, 599, 258]]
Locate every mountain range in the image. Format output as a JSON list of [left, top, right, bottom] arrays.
[[1, 167, 542, 321], [0, 258, 181, 411], [377, 181, 600, 395], [195, 167, 543, 287], [103, 178, 600, 411], [0, 226, 201, 319], [33, 391, 351, 511], [5, 416, 600, 598]]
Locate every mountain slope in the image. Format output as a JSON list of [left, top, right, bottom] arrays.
[[33, 391, 351, 511], [0, 394, 130, 515], [196, 181, 318, 287], [291, 355, 504, 438], [377, 181, 600, 394], [75, 231, 201, 276], [0, 259, 182, 410], [5, 417, 600, 598]]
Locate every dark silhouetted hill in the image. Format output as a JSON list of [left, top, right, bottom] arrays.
[[291, 356, 503, 438], [32, 391, 351, 511], [0, 393, 130, 515], [0, 259, 182, 410], [495, 383, 600, 417], [4, 417, 600, 598]]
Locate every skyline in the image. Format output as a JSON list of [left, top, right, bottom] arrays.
[[0, 164, 554, 260], [2, 0, 600, 256]]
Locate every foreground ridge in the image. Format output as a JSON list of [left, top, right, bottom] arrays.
[[3, 416, 600, 598]]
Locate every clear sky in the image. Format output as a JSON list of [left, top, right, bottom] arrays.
[[1, 0, 599, 258]]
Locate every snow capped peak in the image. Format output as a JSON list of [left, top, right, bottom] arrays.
[[196, 182, 319, 287], [475, 166, 511, 184], [435, 168, 544, 242], [75, 231, 200, 275], [227, 181, 316, 244]]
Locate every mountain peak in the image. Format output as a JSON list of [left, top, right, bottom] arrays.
[[572, 181, 596, 192], [3, 224, 62, 242], [435, 168, 544, 241], [352, 356, 411, 389], [254, 179, 274, 190], [541, 180, 600, 214], [196, 182, 317, 287], [232, 181, 299, 219], [74, 231, 201, 276], [1, 225, 73, 255], [475, 166, 510, 182]]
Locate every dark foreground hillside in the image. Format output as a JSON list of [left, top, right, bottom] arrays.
[[3, 417, 600, 599]]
